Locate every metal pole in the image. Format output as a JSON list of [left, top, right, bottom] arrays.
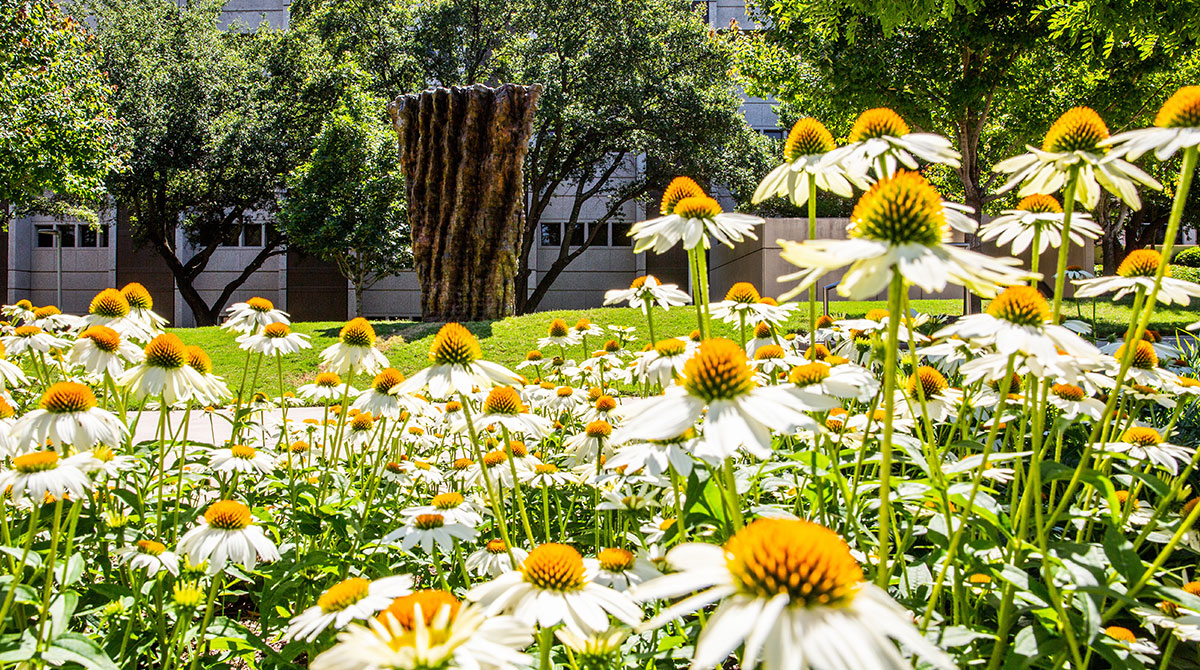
[[56, 230, 62, 308]]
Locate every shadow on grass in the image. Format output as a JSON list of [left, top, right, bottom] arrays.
[[313, 320, 498, 345]]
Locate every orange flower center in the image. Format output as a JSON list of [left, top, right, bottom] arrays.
[[522, 543, 586, 591]]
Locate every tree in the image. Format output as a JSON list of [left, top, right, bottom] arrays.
[[0, 0, 123, 225], [493, 0, 773, 312], [279, 85, 412, 317], [83, 0, 294, 326]]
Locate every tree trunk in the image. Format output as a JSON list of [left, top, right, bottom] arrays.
[[388, 83, 541, 321]]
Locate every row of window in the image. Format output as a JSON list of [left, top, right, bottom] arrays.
[[36, 224, 110, 249], [540, 222, 632, 248], [220, 223, 268, 248]]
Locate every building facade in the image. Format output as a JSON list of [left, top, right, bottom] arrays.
[[3, 1, 786, 324]]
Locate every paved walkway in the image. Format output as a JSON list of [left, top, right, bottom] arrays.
[[128, 406, 328, 445]]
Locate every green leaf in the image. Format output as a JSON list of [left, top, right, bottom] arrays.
[[42, 632, 119, 670], [1102, 524, 1146, 582]]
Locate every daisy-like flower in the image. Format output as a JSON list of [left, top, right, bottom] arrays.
[[1105, 426, 1194, 475], [466, 542, 642, 637], [2, 299, 35, 324], [1047, 383, 1106, 421], [607, 429, 699, 477], [320, 318, 388, 376], [69, 325, 143, 377], [1075, 249, 1200, 305], [2, 325, 71, 357], [185, 346, 231, 406], [235, 322, 311, 356], [1101, 625, 1159, 657], [0, 450, 94, 506], [635, 338, 692, 389], [83, 289, 150, 341], [472, 386, 553, 438], [935, 286, 1099, 363], [32, 304, 82, 333], [563, 419, 615, 466], [979, 194, 1103, 255], [402, 492, 483, 528], [754, 117, 861, 206], [1062, 265, 1095, 281], [119, 333, 208, 405], [633, 518, 954, 670], [114, 539, 181, 577], [208, 443, 277, 476], [353, 368, 409, 419], [298, 372, 355, 403], [751, 344, 802, 381], [994, 106, 1161, 209], [777, 171, 1029, 301], [310, 590, 533, 670], [823, 107, 961, 179], [603, 275, 692, 310], [631, 177, 764, 253], [384, 512, 477, 554], [222, 297, 290, 335], [396, 323, 520, 399], [786, 360, 879, 403], [592, 548, 660, 592], [554, 628, 629, 669], [0, 343, 29, 388], [1104, 86, 1200, 161], [284, 575, 414, 642], [537, 318, 580, 350], [12, 381, 126, 451], [467, 539, 529, 578], [177, 499, 280, 574], [709, 283, 777, 326], [121, 282, 169, 335], [617, 338, 831, 460]]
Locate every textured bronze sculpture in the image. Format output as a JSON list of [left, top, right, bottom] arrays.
[[388, 83, 542, 321]]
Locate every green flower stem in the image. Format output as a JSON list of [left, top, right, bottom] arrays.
[[875, 272, 904, 587], [539, 626, 555, 670], [153, 392, 169, 536], [668, 463, 688, 543], [501, 425, 537, 549], [808, 179, 819, 353], [0, 502, 42, 634], [459, 393, 517, 564], [189, 574, 224, 670], [722, 457, 745, 530], [644, 303, 657, 345], [34, 498, 65, 652], [1050, 165, 1081, 321], [687, 245, 712, 340]]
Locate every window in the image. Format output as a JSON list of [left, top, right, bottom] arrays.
[[567, 222, 585, 247], [36, 224, 110, 248], [242, 222, 264, 247], [760, 128, 785, 141], [540, 223, 562, 246], [610, 222, 631, 247]]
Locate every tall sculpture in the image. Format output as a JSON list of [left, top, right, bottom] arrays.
[[388, 83, 542, 321]]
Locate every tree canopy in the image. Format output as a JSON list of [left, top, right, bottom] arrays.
[[0, 0, 123, 224]]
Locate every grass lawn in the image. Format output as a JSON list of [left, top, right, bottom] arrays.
[[166, 296, 1194, 394]]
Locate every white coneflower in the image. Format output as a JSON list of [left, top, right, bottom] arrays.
[[84, 289, 151, 341], [994, 106, 1160, 210], [603, 275, 692, 310], [284, 575, 414, 642], [778, 171, 1030, 301], [352, 368, 409, 419], [979, 193, 1102, 255], [466, 539, 529, 578], [935, 286, 1099, 361], [178, 499, 280, 574], [221, 297, 289, 335], [469, 386, 552, 438], [236, 321, 311, 356], [633, 518, 954, 670], [69, 325, 143, 377], [395, 323, 520, 398], [3, 325, 71, 357], [119, 333, 208, 405], [635, 338, 692, 389], [754, 117, 862, 206], [0, 342, 29, 388], [537, 318, 581, 350], [208, 443, 277, 476], [32, 304, 83, 333], [1104, 86, 1200, 161], [298, 372, 355, 403], [319, 318, 388, 376], [616, 339, 831, 460], [607, 429, 699, 477], [120, 282, 169, 335], [563, 419, 615, 466], [2, 299, 35, 324], [824, 107, 960, 179], [114, 539, 180, 577], [1075, 249, 1200, 306], [1104, 427, 1194, 476], [185, 346, 231, 406], [12, 381, 126, 451], [0, 450, 94, 506], [466, 542, 643, 637], [310, 590, 533, 670], [402, 492, 483, 528], [592, 548, 660, 592], [382, 513, 477, 554], [631, 177, 764, 254]]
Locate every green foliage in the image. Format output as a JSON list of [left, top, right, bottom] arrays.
[[83, 0, 294, 325], [0, 0, 123, 223], [279, 85, 411, 315], [1172, 247, 1200, 268], [1170, 264, 1200, 283]]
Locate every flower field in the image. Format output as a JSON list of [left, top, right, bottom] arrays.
[[4, 90, 1200, 670]]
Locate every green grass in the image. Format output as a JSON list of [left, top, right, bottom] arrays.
[[165, 296, 1192, 394]]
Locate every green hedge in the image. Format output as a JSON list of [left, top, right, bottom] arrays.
[[1171, 264, 1200, 282], [1174, 246, 1200, 268]]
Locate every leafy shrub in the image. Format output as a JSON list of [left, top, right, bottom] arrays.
[[1173, 246, 1200, 267], [1171, 264, 1200, 282]]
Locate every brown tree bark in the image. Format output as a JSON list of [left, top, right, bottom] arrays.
[[388, 83, 541, 321]]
